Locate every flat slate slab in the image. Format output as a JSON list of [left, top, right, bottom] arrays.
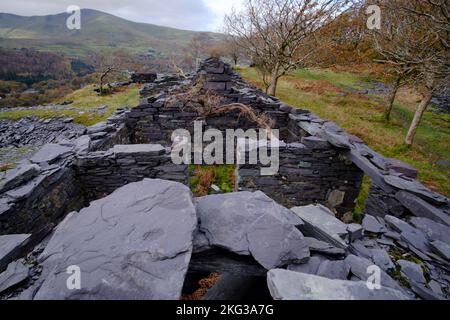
[[30, 144, 73, 164], [267, 269, 410, 300], [33, 179, 197, 300], [113, 144, 165, 156], [196, 191, 309, 269], [362, 215, 386, 234], [0, 164, 41, 193], [0, 260, 29, 294], [291, 204, 348, 249], [0, 234, 31, 271], [398, 260, 427, 285]]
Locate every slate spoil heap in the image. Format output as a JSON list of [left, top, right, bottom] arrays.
[[0, 58, 449, 300]]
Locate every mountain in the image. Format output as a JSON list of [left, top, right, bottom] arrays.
[[0, 9, 221, 57]]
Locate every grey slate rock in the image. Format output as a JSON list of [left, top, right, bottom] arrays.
[[34, 179, 197, 300], [247, 213, 310, 269], [196, 191, 308, 269], [344, 254, 404, 292], [113, 144, 166, 157], [395, 191, 450, 226], [0, 234, 31, 272], [347, 224, 364, 242], [400, 229, 430, 253], [304, 237, 346, 256], [385, 215, 416, 234], [287, 255, 328, 275], [267, 269, 410, 300], [0, 164, 40, 193], [291, 204, 348, 249], [385, 158, 418, 179], [398, 260, 426, 285], [30, 144, 73, 164], [0, 260, 29, 294], [316, 260, 350, 280], [409, 217, 450, 244], [429, 240, 450, 261], [362, 215, 386, 234], [370, 249, 395, 271]]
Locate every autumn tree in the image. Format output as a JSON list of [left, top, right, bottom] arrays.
[[224, 0, 350, 95], [370, 0, 449, 144]]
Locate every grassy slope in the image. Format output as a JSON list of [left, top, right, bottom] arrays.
[[0, 84, 139, 126], [237, 67, 450, 208]]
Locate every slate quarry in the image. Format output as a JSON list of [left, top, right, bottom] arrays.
[[0, 58, 449, 300]]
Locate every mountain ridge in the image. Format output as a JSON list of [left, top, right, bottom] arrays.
[[0, 9, 221, 57]]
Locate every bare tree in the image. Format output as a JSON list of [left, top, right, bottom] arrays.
[[88, 49, 136, 95], [371, 0, 449, 145], [189, 33, 213, 70], [224, 0, 349, 95]]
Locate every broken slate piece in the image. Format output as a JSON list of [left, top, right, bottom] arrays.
[[362, 214, 386, 234], [267, 269, 409, 300], [429, 240, 450, 261], [398, 260, 426, 285], [291, 204, 348, 249], [0, 260, 29, 294], [409, 217, 450, 244], [30, 144, 73, 164], [0, 234, 31, 272], [287, 256, 328, 275], [247, 213, 310, 269], [0, 164, 41, 194], [344, 255, 404, 292], [316, 260, 350, 280], [370, 249, 395, 272], [347, 224, 363, 242]]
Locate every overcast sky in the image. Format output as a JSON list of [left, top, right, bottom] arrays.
[[0, 0, 245, 31]]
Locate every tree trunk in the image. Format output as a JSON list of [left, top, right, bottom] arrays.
[[405, 91, 433, 146], [384, 77, 401, 121], [268, 74, 279, 96]]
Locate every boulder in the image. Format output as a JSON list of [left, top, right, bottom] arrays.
[[33, 179, 197, 300], [267, 269, 409, 300], [196, 191, 308, 269]]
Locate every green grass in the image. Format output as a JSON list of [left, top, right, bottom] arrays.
[[237, 67, 450, 200], [0, 84, 139, 126], [189, 165, 236, 196]]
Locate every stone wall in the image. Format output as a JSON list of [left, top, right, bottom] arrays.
[[238, 139, 364, 213], [76, 144, 188, 201]]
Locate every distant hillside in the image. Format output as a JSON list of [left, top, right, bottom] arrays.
[[0, 9, 222, 57]]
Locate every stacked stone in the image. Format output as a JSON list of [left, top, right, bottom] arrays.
[[76, 144, 188, 200], [197, 57, 234, 92], [238, 139, 363, 214], [0, 142, 84, 236]]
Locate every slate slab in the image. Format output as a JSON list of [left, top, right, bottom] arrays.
[[291, 204, 348, 249], [196, 191, 308, 269], [267, 269, 410, 300], [0, 234, 31, 272], [0, 260, 29, 294], [33, 179, 197, 300], [30, 144, 73, 164], [398, 260, 426, 285]]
